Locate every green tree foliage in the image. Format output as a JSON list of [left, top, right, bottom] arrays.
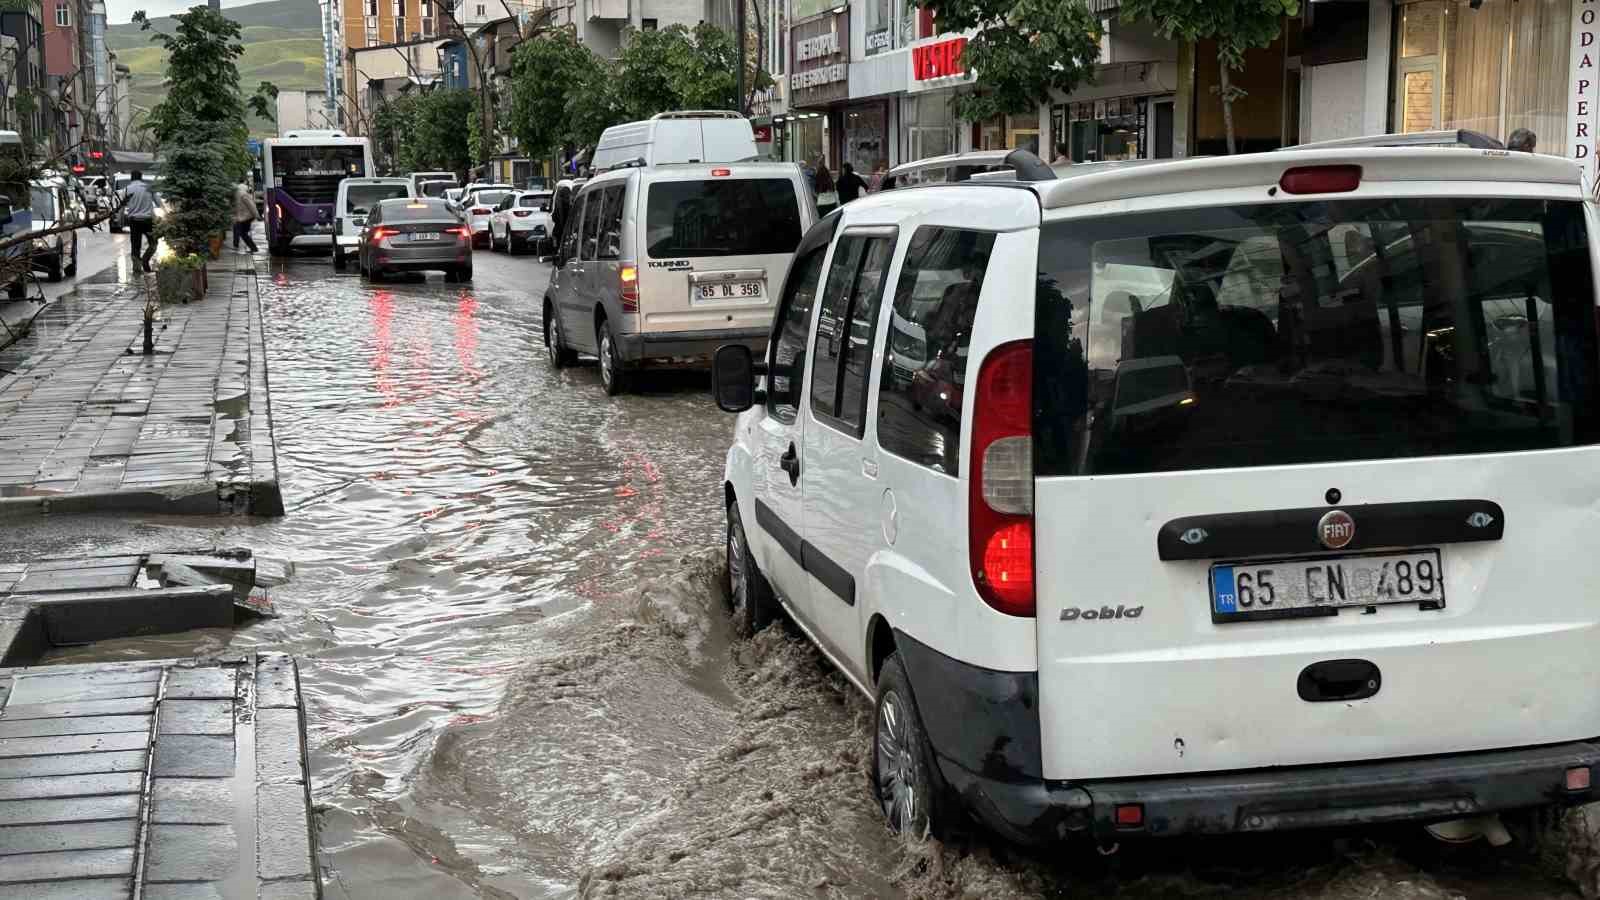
[[134, 6, 260, 256], [371, 93, 419, 173], [1120, 0, 1300, 154], [371, 89, 476, 176], [508, 24, 758, 162], [915, 0, 1101, 122]]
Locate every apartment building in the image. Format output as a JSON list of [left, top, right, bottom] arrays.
[[43, 0, 96, 153], [544, 0, 703, 58], [1, 2, 48, 151]]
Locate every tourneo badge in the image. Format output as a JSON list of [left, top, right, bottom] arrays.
[[1318, 509, 1355, 550]]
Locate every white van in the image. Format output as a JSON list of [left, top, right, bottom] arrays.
[[409, 170, 457, 196], [543, 161, 815, 395], [333, 177, 413, 269], [591, 111, 757, 172], [711, 146, 1600, 848]]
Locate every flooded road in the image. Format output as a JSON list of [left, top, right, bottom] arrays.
[[1, 246, 1589, 898]]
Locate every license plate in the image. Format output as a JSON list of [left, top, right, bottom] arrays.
[[698, 280, 762, 300], [412, 232, 442, 242], [1210, 549, 1445, 623]]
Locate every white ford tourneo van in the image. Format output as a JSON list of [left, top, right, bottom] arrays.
[[712, 146, 1600, 846], [543, 161, 815, 395]]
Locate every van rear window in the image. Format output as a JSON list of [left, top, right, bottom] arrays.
[[644, 178, 801, 258], [1034, 198, 1600, 476]]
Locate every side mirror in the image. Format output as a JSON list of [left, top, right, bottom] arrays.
[[713, 344, 760, 413], [540, 202, 551, 212]]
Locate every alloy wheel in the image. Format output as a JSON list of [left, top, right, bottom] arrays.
[[599, 330, 615, 387], [876, 689, 920, 834], [726, 518, 748, 621]]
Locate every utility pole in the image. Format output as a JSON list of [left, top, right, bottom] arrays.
[[734, 0, 745, 115]]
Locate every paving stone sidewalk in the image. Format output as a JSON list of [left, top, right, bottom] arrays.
[[0, 655, 319, 898], [0, 261, 283, 516]]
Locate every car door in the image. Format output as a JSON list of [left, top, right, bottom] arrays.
[[496, 194, 516, 240], [798, 227, 897, 677], [750, 230, 834, 615], [554, 192, 592, 353]]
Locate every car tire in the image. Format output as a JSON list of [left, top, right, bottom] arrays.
[[508, 236, 522, 256], [45, 255, 62, 283], [456, 264, 472, 283], [872, 652, 954, 841], [597, 318, 629, 396], [725, 500, 776, 636], [64, 238, 76, 278], [333, 248, 346, 269], [545, 300, 576, 368], [109, 220, 122, 234]]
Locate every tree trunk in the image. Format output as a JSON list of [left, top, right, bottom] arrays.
[[1219, 60, 1237, 156]]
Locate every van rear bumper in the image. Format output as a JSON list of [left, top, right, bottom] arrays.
[[897, 633, 1600, 845], [618, 327, 768, 364], [941, 739, 1600, 844]]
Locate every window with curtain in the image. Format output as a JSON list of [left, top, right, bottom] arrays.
[[1397, 0, 1571, 154]]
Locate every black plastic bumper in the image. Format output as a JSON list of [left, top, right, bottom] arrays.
[[617, 327, 768, 364], [895, 631, 1600, 845]]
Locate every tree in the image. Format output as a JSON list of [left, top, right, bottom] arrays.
[[1120, 0, 1300, 154], [414, 88, 474, 174], [915, 0, 1101, 123], [506, 29, 611, 162]]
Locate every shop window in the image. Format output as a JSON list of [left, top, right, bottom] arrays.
[[863, 0, 892, 55], [1393, 0, 1570, 155]]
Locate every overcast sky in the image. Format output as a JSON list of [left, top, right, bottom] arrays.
[[104, 0, 267, 27]]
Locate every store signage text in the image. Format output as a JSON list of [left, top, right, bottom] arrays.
[[796, 31, 840, 62], [866, 29, 892, 52], [1573, 0, 1598, 179], [792, 64, 847, 90], [912, 37, 967, 81]]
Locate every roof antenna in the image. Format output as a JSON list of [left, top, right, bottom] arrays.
[[1004, 148, 1055, 182]]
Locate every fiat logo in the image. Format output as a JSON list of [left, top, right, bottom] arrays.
[[1318, 509, 1355, 550]]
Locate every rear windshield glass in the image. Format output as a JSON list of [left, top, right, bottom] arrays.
[[473, 191, 509, 207], [645, 178, 801, 258], [519, 194, 549, 208], [418, 181, 451, 198], [383, 200, 450, 220], [346, 184, 409, 212], [1035, 198, 1600, 476]]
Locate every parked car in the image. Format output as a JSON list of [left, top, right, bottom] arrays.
[[487, 189, 552, 254], [27, 177, 78, 282], [460, 185, 512, 247], [416, 178, 454, 200], [357, 197, 471, 282], [709, 145, 1600, 849], [409, 170, 457, 196], [334, 177, 413, 269], [543, 161, 815, 395]]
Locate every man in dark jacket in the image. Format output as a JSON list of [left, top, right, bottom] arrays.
[[837, 162, 868, 204]]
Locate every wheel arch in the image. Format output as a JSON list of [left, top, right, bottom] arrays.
[[867, 613, 897, 689]]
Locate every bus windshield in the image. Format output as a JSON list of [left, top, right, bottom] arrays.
[[271, 146, 367, 204]]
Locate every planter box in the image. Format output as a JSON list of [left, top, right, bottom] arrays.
[[156, 265, 205, 304]]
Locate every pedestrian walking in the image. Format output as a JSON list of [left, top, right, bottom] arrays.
[[837, 162, 868, 205], [123, 170, 156, 273], [1508, 128, 1537, 153], [868, 158, 888, 193], [231, 178, 259, 253], [814, 159, 838, 211], [1052, 141, 1072, 166]]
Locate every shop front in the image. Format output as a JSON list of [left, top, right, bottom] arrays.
[[1048, 61, 1181, 162], [903, 33, 975, 162], [785, 8, 850, 169]]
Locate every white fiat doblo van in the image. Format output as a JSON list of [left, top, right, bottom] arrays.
[[544, 113, 815, 395], [712, 146, 1600, 845]]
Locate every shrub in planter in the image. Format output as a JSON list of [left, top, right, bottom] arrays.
[[155, 252, 207, 304]]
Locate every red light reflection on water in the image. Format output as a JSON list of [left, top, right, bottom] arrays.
[[368, 290, 396, 405], [453, 293, 483, 381]]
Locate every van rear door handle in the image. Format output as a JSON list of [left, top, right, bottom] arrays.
[[779, 443, 800, 486]]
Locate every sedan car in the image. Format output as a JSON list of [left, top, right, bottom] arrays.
[[358, 197, 472, 282], [461, 186, 512, 248], [487, 190, 552, 255]]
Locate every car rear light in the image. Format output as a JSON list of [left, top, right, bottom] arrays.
[[1278, 165, 1362, 195], [620, 265, 639, 312], [471, 207, 490, 215], [449, 225, 471, 238], [711, 168, 731, 177], [1114, 804, 1143, 828], [969, 340, 1034, 617], [370, 226, 398, 242], [512, 210, 531, 217], [1569, 767, 1592, 791]]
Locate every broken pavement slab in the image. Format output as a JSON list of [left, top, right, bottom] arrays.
[[0, 655, 320, 898], [0, 550, 289, 666]]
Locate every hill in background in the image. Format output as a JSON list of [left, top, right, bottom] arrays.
[[108, 0, 326, 138]]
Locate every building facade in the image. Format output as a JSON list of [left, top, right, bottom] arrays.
[[1, 3, 48, 152], [43, 0, 95, 155], [544, 0, 704, 58], [276, 89, 335, 134]]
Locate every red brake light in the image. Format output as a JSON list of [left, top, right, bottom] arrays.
[[471, 207, 490, 215], [710, 168, 731, 177], [1278, 165, 1361, 195], [512, 209, 530, 217], [620, 265, 639, 312], [370, 226, 398, 241], [969, 340, 1034, 617], [1569, 767, 1593, 791], [449, 225, 471, 237], [1114, 804, 1144, 828]]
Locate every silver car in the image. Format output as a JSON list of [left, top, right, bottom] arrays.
[[358, 197, 473, 282]]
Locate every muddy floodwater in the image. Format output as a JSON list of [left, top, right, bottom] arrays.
[[3, 249, 1590, 898]]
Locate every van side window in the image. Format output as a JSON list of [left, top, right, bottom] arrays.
[[767, 246, 828, 424], [560, 194, 584, 261], [811, 233, 895, 435], [597, 185, 625, 260], [581, 191, 603, 260], [877, 226, 997, 476]]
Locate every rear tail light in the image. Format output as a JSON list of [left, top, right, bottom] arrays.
[[449, 225, 471, 238], [1278, 165, 1362, 195], [471, 207, 490, 215], [1114, 804, 1144, 829], [512, 210, 531, 217], [370, 226, 398, 242], [620, 265, 639, 312], [969, 340, 1034, 617]]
